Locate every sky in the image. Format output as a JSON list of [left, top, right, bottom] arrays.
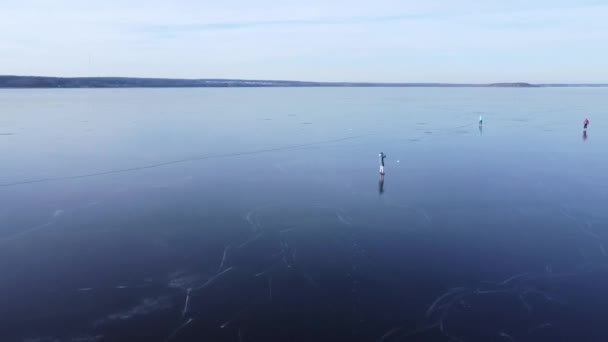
[[1, 0, 607, 83]]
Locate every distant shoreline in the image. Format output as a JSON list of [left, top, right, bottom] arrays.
[[1, 76, 607, 88]]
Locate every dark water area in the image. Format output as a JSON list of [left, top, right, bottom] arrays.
[[0, 88, 607, 342]]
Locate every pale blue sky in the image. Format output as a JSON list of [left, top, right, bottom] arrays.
[[1, 0, 607, 83]]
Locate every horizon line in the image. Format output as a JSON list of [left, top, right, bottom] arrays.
[[1, 75, 608, 87]]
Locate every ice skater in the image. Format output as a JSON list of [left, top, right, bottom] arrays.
[[379, 152, 386, 175], [584, 118, 589, 130], [479, 114, 483, 127]]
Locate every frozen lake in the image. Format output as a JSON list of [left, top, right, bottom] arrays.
[[1, 87, 607, 341]]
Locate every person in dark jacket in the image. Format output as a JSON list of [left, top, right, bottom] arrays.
[[379, 152, 386, 175]]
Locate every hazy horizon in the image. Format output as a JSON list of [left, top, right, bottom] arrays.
[[2, 1, 608, 83], [3, 75, 608, 85]]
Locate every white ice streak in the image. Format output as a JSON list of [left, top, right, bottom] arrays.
[[166, 318, 193, 342], [96, 297, 172, 327], [498, 332, 515, 342], [0, 208, 67, 242], [218, 245, 231, 272], [193, 267, 236, 291], [336, 210, 353, 227], [182, 288, 192, 318], [528, 323, 552, 333], [425, 287, 468, 317], [498, 272, 534, 286], [168, 273, 202, 291]]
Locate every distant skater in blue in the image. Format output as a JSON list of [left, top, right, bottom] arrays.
[[379, 152, 386, 175], [479, 114, 483, 127]]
